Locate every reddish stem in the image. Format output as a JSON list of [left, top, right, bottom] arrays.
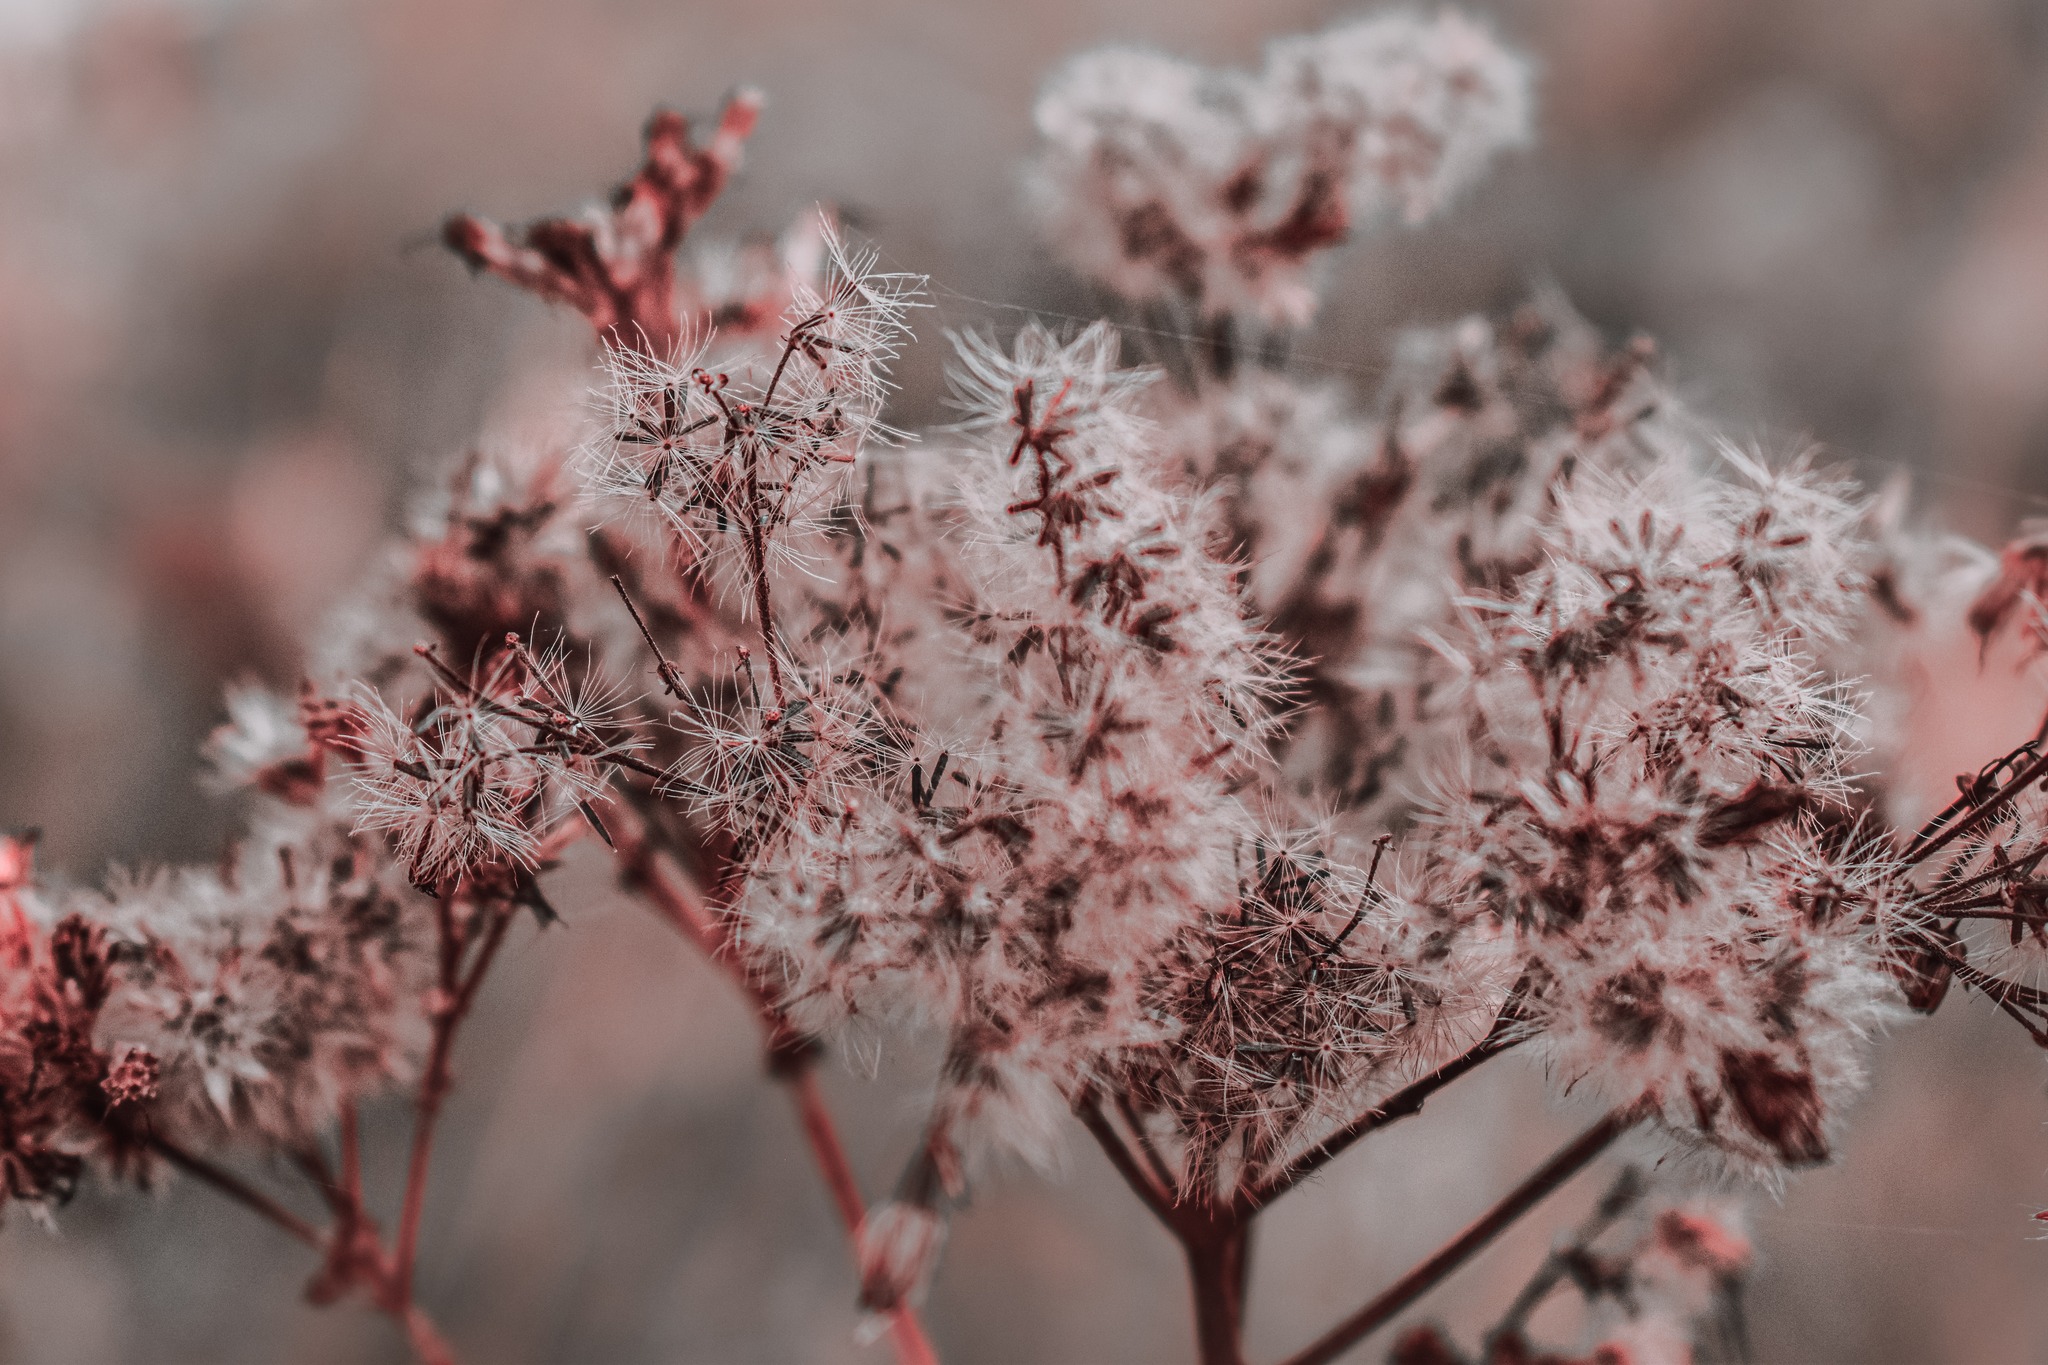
[[1184, 1222, 1251, 1365], [1077, 1094, 1248, 1365], [1242, 1003, 1525, 1213], [623, 831, 938, 1363], [144, 1133, 322, 1248], [395, 901, 515, 1305], [1115, 1091, 1179, 1197], [789, 1067, 940, 1365], [1277, 1107, 1634, 1365], [1077, 1092, 1179, 1230], [340, 1097, 364, 1210], [788, 1064, 868, 1232], [143, 1130, 459, 1365], [401, 1307, 459, 1365]]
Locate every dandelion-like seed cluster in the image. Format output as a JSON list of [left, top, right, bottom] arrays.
[[9, 11, 2048, 1363]]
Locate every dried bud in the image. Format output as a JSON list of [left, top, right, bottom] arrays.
[[47, 915, 111, 1013], [1390, 1324, 1470, 1365], [856, 1201, 946, 1312], [1696, 781, 1809, 849], [1653, 1207, 1751, 1277], [1967, 528, 2048, 651], [101, 1048, 161, 1109], [0, 829, 36, 891], [1718, 1049, 1829, 1166]]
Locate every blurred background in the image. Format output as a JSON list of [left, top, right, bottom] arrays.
[[3, 0, 2048, 1360]]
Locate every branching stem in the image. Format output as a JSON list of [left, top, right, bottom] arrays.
[[395, 899, 515, 1306], [1278, 1107, 1635, 1365], [144, 1133, 322, 1248], [618, 823, 938, 1364], [1241, 998, 1525, 1213]]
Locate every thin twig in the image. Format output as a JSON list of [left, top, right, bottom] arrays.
[[1077, 1089, 1180, 1230], [788, 1067, 940, 1365], [141, 1122, 460, 1364], [787, 1065, 868, 1233], [144, 1133, 322, 1248], [1485, 1166, 1644, 1351], [617, 820, 938, 1364], [609, 575, 688, 699], [1241, 1000, 1525, 1212], [395, 901, 515, 1304], [1277, 1107, 1636, 1365], [1906, 749, 2048, 865], [401, 1306, 459, 1365], [1115, 1091, 1179, 1198], [340, 1098, 364, 1212], [626, 838, 779, 1016]]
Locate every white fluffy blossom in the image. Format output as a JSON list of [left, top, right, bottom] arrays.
[[1029, 10, 1531, 324]]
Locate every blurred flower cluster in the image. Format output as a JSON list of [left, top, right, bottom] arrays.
[[8, 8, 2048, 1365], [1030, 11, 1531, 327]]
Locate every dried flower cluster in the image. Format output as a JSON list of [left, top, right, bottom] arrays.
[[8, 10, 2048, 1365], [1031, 10, 1531, 326]]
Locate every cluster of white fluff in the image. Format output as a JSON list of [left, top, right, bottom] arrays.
[[734, 324, 1284, 1168], [1128, 278, 1936, 1177], [1029, 10, 1531, 325], [84, 808, 429, 1148], [349, 642, 641, 889], [1412, 453, 1902, 1169], [580, 226, 921, 590], [0, 690, 433, 1176]]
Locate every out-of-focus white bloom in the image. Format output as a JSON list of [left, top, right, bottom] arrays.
[[1260, 10, 1535, 227], [202, 684, 316, 797], [85, 821, 429, 1147], [1029, 10, 1531, 325]]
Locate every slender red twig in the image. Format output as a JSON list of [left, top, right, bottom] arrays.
[[339, 1098, 364, 1212], [1115, 1091, 1179, 1198], [142, 1130, 458, 1365], [143, 1133, 322, 1248], [1277, 1107, 1636, 1365], [1241, 1000, 1526, 1213], [788, 1066, 869, 1233], [399, 1306, 459, 1365], [1905, 748, 2048, 865], [394, 900, 515, 1305], [1077, 1091, 1179, 1230], [610, 575, 688, 699], [789, 1068, 940, 1365], [622, 829, 938, 1363]]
